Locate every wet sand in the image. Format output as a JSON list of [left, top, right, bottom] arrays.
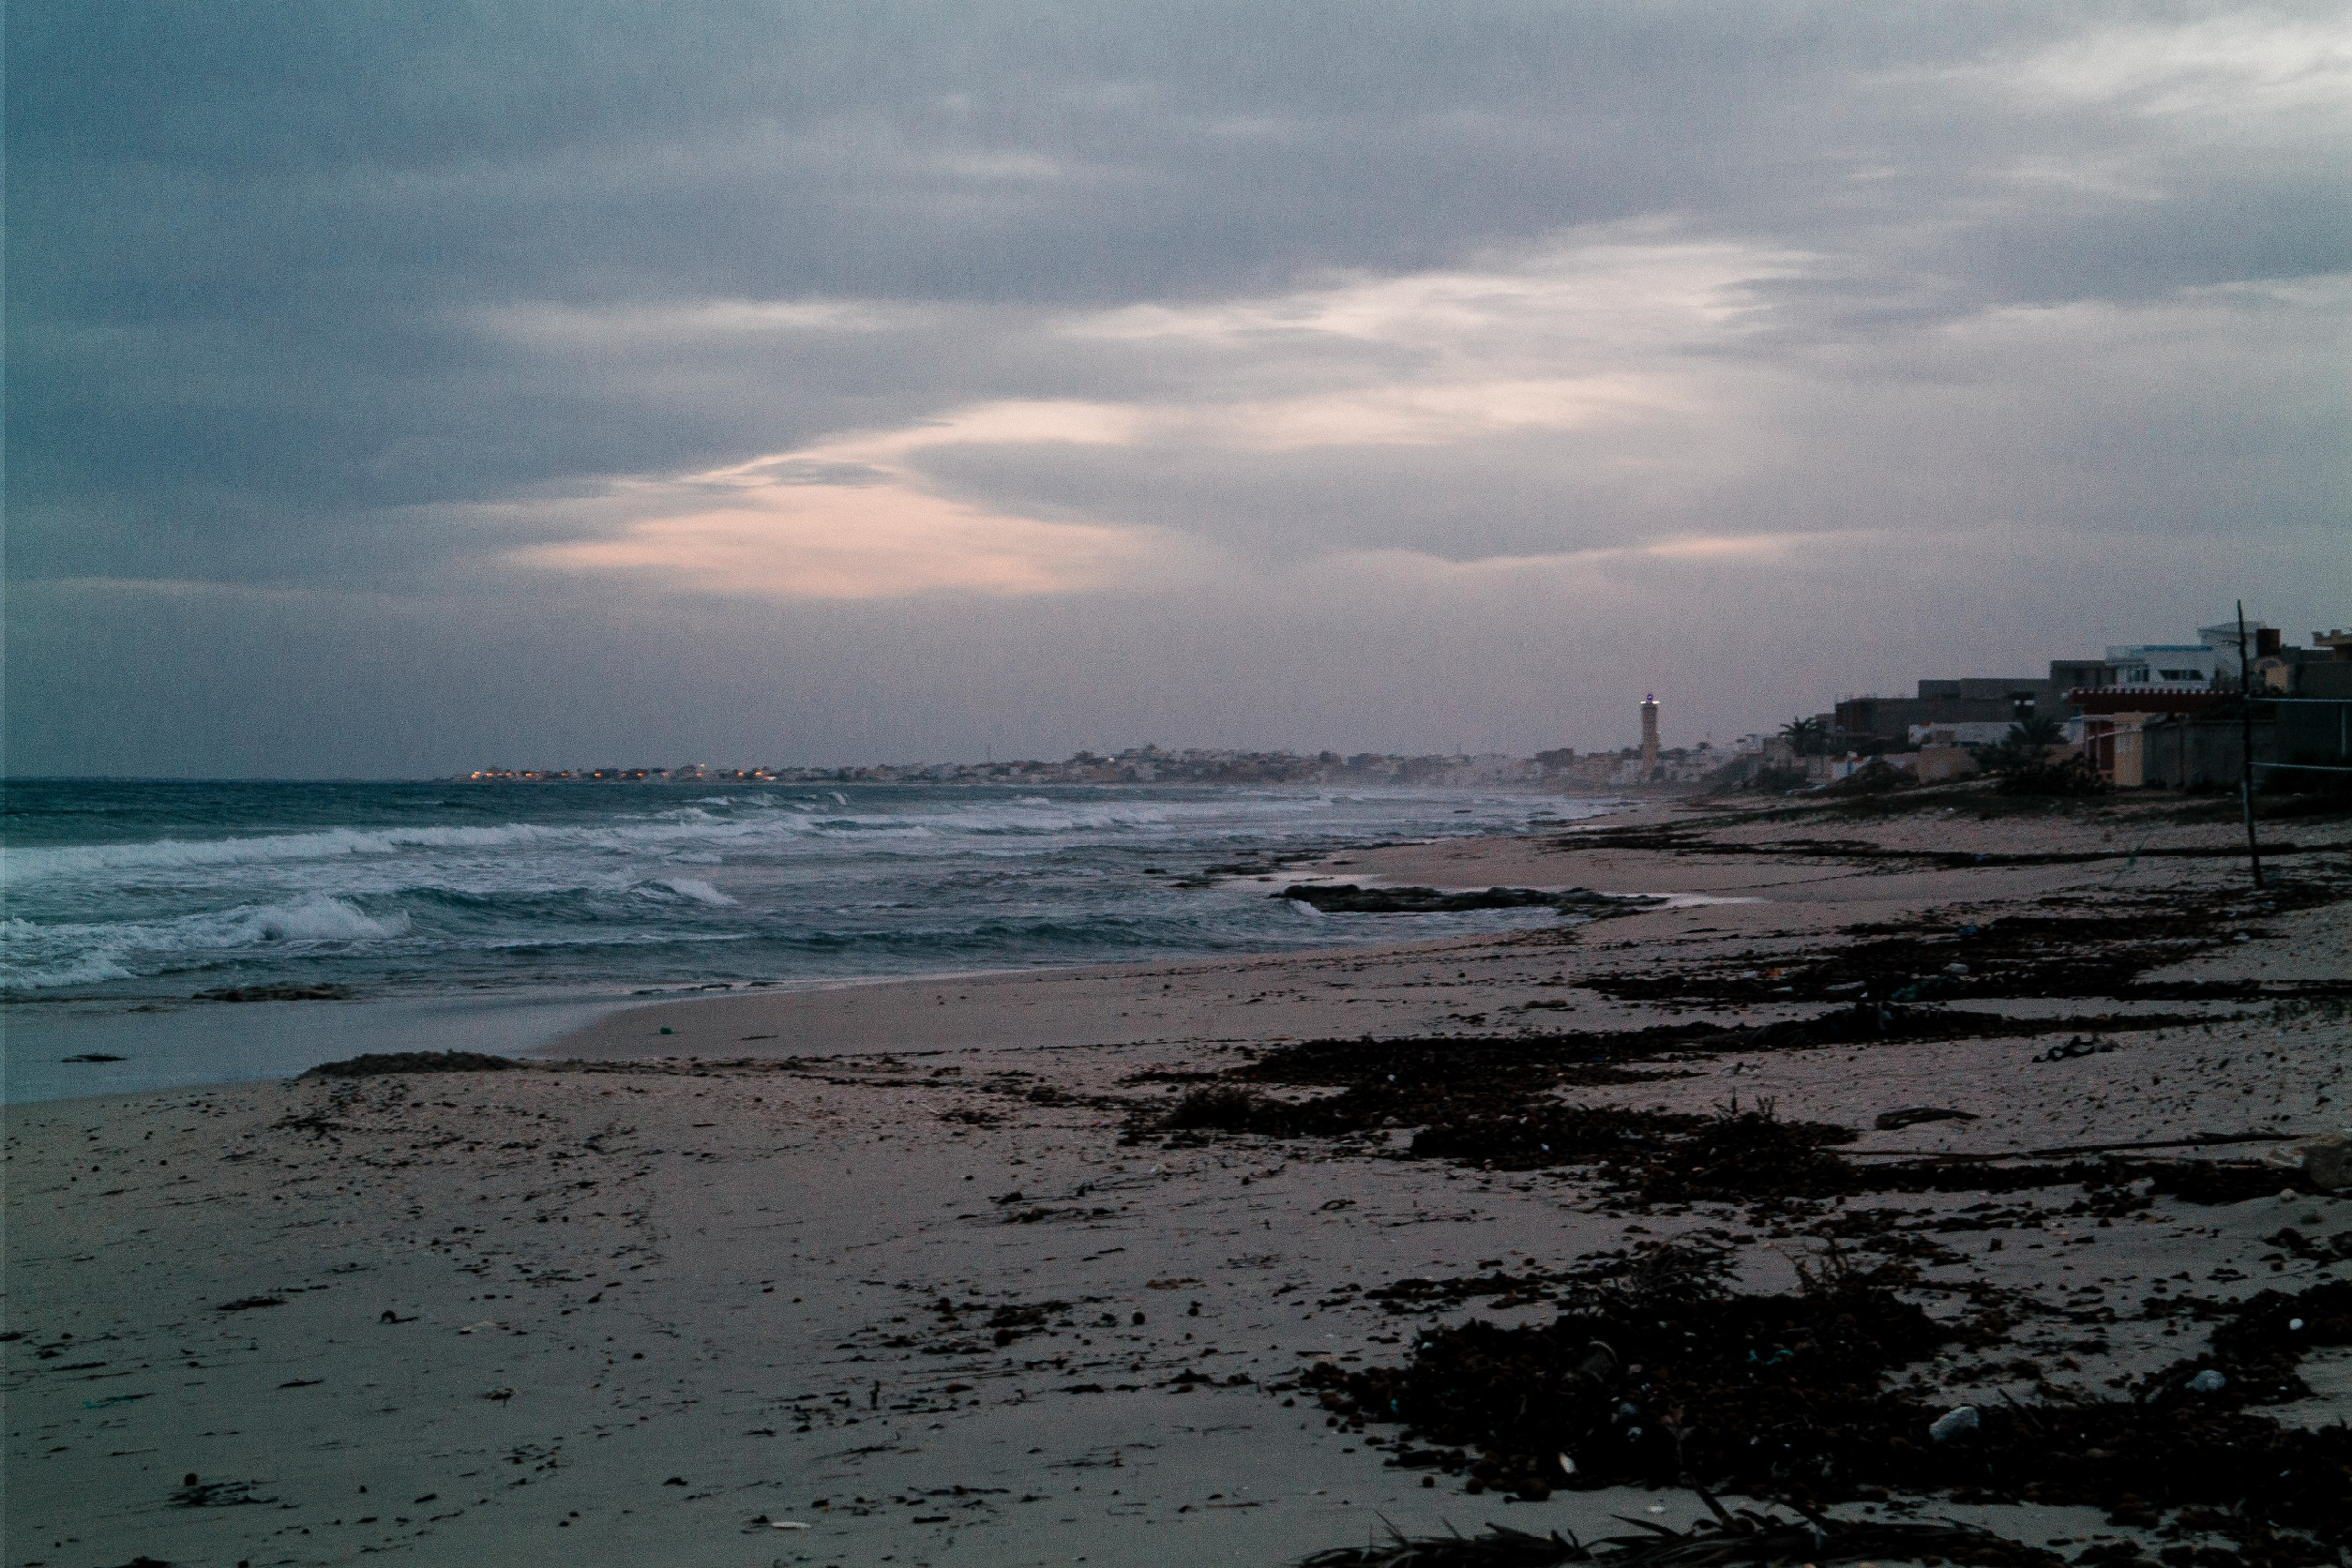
[[8, 792, 2349, 1566]]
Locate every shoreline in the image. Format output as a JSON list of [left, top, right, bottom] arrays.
[[0, 988, 632, 1106], [9, 788, 2349, 1566], [535, 792, 2197, 1068], [0, 795, 1662, 1105]]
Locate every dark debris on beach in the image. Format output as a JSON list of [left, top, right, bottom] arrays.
[[301, 1050, 523, 1078], [1293, 1244, 2352, 1566], [1131, 865, 2350, 1211], [1298, 1499, 2079, 1568], [1281, 884, 1663, 916], [1181, 867, 2352, 1568], [1133, 1004, 2318, 1208], [1575, 883, 2352, 1007], [196, 982, 354, 1003]]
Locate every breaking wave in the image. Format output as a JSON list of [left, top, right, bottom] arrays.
[[649, 878, 737, 907], [1, 797, 1204, 886], [1, 780, 1619, 998], [1, 896, 411, 994]]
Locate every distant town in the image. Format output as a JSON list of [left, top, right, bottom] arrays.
[[460, 746, 1637, 789], [462, 616, 2351, 794]]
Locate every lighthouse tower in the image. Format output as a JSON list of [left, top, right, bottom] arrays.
[[1639, 695, 1660, 780]]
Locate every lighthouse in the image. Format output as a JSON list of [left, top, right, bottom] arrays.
[[1640, 694, 1660, 780]]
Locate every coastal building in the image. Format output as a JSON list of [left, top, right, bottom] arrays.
[[2255, 629, 2352, 698], [2103, 642, 2221, 689], [1639, 696, 1660, 780], [2090, 623, 2275, 691], [1833, 684, 2042, 748], [2047, 657, 2114, 697], [1830, 623, 2286, 751]]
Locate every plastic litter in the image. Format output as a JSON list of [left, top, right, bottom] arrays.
[[1928, 1405, 1980, 1441], [2187, 1369, 2227, 1394]]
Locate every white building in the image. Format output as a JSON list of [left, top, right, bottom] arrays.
[[2194, 620, 2273, 684], [2103, 643, 2219, 689]]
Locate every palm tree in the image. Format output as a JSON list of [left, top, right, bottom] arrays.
[[1779, 716, 1830, 757], [2006, 715, 2064, 749], [1982, 714, 2066, 775]]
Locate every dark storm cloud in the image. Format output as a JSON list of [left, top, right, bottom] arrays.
[[6, 2, 2347, 773]]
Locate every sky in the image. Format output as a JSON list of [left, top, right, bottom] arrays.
[[8, 2, 2348, 776]]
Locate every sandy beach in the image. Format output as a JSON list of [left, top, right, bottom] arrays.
[[9, 789, 2351, 1568]]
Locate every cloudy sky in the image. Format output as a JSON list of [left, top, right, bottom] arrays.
[[8, 2, 2347, 776]]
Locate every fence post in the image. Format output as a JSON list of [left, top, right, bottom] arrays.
[[2237, 602, 2263, 889]]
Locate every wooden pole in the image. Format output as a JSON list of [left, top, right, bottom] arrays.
[[2237, 600, 2263, 889]]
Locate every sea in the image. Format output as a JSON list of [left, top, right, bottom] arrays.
[[0, 779, 1622, 1102]]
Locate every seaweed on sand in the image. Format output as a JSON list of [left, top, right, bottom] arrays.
[[1298, 1498, 2070, 1568], [1280, 885, 1663, 916], [1155, 1002, 2207, 1147], [302, 1050, 522, 1078], [1142, 1036, 2314, 1206], [1581, 884, 2348, 1007], [1301, 1249, 2352, 1558]]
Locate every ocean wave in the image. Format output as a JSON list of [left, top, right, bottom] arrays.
[[0, 895, 411, 992], [317, 874, 750, 913], [1, 783, 1622, 999], [5, 821, 605, 882], [0, 797, 1220, 886], [0, 924, 140, 990], [649, 877, 737, 907], [215, 895, 411, 942], [473, 929, 753, 952]]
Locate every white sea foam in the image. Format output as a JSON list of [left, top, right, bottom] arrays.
[[0, 918, 141, 990], [475, 929, 752, 951], [223, 894, 412, 942], [0, 797, 1214, 887], [5, 822, 582, 882], [1, 896, 410, 992], [3, 784, 1625, 997], [652, 878, 738, 906]]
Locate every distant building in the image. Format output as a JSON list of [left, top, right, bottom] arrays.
[[1639, 696, 1660, 779], [2089, 622, 2276, 690], [1834, 683, 2043, 749], [2103, 643, 2221, 689], [1908, 721, 2013, 746], [2256, 628, 2352, 698]]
